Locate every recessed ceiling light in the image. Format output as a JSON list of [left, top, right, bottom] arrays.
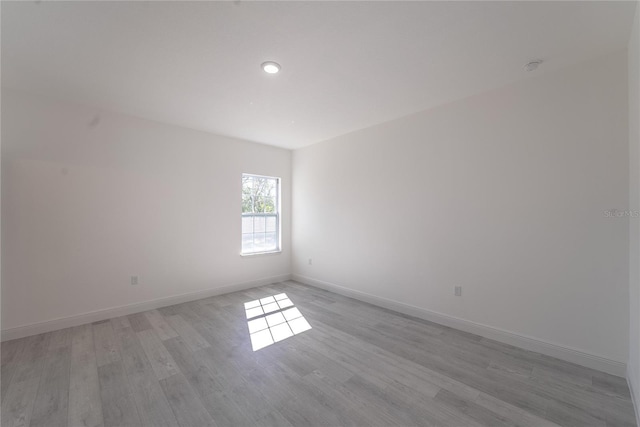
[[262, 61, 281, 74], [524, 60, 543, 72]]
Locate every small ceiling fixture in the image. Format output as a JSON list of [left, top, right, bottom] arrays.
[[524, 60, 543, 72], [261, 61, 281, 74]]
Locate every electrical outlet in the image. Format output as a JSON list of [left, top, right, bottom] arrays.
[[131, 276, 139, 285], [308, 258, 312, 265], [455, 286, 462, 296]]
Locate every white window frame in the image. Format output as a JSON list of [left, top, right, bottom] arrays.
[[241, 173, 281, 256]]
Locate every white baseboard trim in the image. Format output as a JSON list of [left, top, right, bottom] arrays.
[[1, 274, 291, 342], [292, 273, 627, 377], [627, 364, 640, 427]]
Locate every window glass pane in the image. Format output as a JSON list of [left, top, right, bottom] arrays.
[[242, 234, 253, 253], [242, 177, 254, 213], [242, 217, 253, 233], [266, 216, 276, 232], [265, 197, 276, 213], [253, 196, 275, 213], [253, 178, 267, 199], [265, 232, 277, 248], [254, 232, 266, 248], [254, 216, 266, 233], [243, 176, 254, 188]]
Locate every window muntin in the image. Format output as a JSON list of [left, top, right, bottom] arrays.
[[242, 174, 280, 254]]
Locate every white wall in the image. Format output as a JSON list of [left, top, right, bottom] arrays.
[[293, 51, 629, 367], [628, 2, 640, 415], [1, 91, 291, 334]]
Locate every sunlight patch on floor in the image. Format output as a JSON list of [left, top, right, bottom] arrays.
[[244, 293, 312, 351]]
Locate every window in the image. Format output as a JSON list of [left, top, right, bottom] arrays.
[[242, 173, 280, 255]]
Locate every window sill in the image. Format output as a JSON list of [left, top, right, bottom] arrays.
[[241, 250, 282, 257]]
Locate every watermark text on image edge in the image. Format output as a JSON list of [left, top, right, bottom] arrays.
[[604, 209, 640, 218]]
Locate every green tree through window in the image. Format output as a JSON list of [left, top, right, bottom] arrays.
[[242, 176, 276, 214]]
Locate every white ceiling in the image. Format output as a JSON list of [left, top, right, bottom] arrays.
[[2, 1, 636, 149]]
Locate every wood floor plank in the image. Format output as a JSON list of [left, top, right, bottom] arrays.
[[224, 381, 275, 422], [127, 313, 153, 332], [163, 337, 224, 395], [98, 361, 142, 427], [592, 370, 632, 398], [30, 346, 71, 427], [243, 362, 308, 409], [137, 329, 180, 380], [164, 304, 206, 325], [2, 332, 51, 419], [1, 377, 40, 427], [68, 324, 104, 427], [298, 319, 470, 398], [192, 314, 242, 348], [93, 322, 121, 368], [113, 325, 179, 427], [1, 337, 27, 402], [197, 388, 257, 427], [254, 409, 295, 427], [47, 328, 73, 351], [166, 315, 211, 352], [278, 393, 345, 426], [193, 348, 247, 391], [1, 338, 25, 368], [182, 301, 219, 323], [301, 369, 411, 426], [145, 309, 179, 340], [160, 373, 216, 427], [110, 316, 132, 331], [545, 399, 607, 427], [434, 388, 513, 426], [162, 336, 255, 426], [162, 336, 207, 375], [473, 392, 561, 427], [10, 333, 51, 384]]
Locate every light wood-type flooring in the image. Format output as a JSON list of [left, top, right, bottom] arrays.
[[1, 281, 636, 427]]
